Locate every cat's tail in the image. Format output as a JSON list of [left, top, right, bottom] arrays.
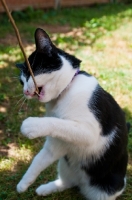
[[126, 122, 131, 134]]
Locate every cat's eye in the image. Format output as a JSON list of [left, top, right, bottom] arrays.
[[16, 63, 24, 69], [20, 79, 24, 86]]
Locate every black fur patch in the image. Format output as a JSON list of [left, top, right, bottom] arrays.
[[78, 71, 91, 77], [89, 85, 126, 136], [126, 122, 131, 133], [20, 49, 62, 81], [17, 29, 81, 82], [82, 132, 128, 194], [81, 84, 128, 195], [18, 48, 81, 82], [57, 48, 81, 69]]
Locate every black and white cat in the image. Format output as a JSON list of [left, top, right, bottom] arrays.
[[16, 28, 128, 200]]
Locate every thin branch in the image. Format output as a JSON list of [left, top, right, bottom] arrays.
[[0, 0, 39, 95]]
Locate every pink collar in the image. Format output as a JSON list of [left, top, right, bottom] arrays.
[[72, 68, 80, 80]]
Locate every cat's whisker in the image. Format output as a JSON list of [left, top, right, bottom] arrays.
[[12, 94, 23, 98], [18, 98, 27, 112], [26, 99, 29, 111], [11, 76, 19, 79], [24, 99, 30, 116], [10, 74, 20, 78], [15, 96, 25, 107]]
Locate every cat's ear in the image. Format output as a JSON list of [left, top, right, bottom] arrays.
[[16, 63, 24, 70], [35, 28, 53, 54]]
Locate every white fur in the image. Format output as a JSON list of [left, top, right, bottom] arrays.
[[23, 55, 78, 102], [17, 55, 125, 200], [80, 177, 126, 200]]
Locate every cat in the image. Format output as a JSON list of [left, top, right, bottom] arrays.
[[16, 28, 128, 200]]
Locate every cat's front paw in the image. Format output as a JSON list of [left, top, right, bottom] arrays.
[[17, 181, 28, 193], [21, 117, 40, 139]]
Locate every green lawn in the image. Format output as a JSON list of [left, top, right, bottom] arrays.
[[0, 3, 132, 200]]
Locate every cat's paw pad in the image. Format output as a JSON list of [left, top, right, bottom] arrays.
[[17, 182, 28, 193], [36, 184, 53, 196]]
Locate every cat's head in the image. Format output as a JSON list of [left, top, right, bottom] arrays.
[[16, 28, 81, 103]]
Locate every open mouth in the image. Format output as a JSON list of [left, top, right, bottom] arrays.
[[35, 86, 44, 100], [24, 86, 44, 100], [38, 86, 43, 95]]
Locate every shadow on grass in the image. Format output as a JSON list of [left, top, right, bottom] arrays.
[[0, 57, 46, 156], [0, 159, 132, 200], [0, 59, 82, 199], [0, 159, 84, 200]]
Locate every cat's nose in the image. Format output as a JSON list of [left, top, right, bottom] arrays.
[[24, 90, 34, 97], [24, 90, 30, 95]]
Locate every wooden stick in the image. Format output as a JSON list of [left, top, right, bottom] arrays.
[[0, 0, 39, 95]]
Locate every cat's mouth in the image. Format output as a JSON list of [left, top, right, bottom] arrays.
[[25, 86, 44, 100], [36, 86, 45, 100], [38, 87, 43, 94]]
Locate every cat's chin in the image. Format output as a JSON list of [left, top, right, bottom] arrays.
[[38, 95, 51, 103], [38, 95, 45, 102], [24, 95, 34, 99], [24, 93, 46, 102], [38, 94, 54, 103]]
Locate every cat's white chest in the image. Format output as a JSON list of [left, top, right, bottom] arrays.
[[45, 88, 73, 119]]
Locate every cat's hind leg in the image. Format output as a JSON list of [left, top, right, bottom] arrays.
[[36, 157, 76, 196], [36, 178, 70, 196]]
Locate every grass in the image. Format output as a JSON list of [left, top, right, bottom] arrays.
[[0, 2, 132, 200]]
